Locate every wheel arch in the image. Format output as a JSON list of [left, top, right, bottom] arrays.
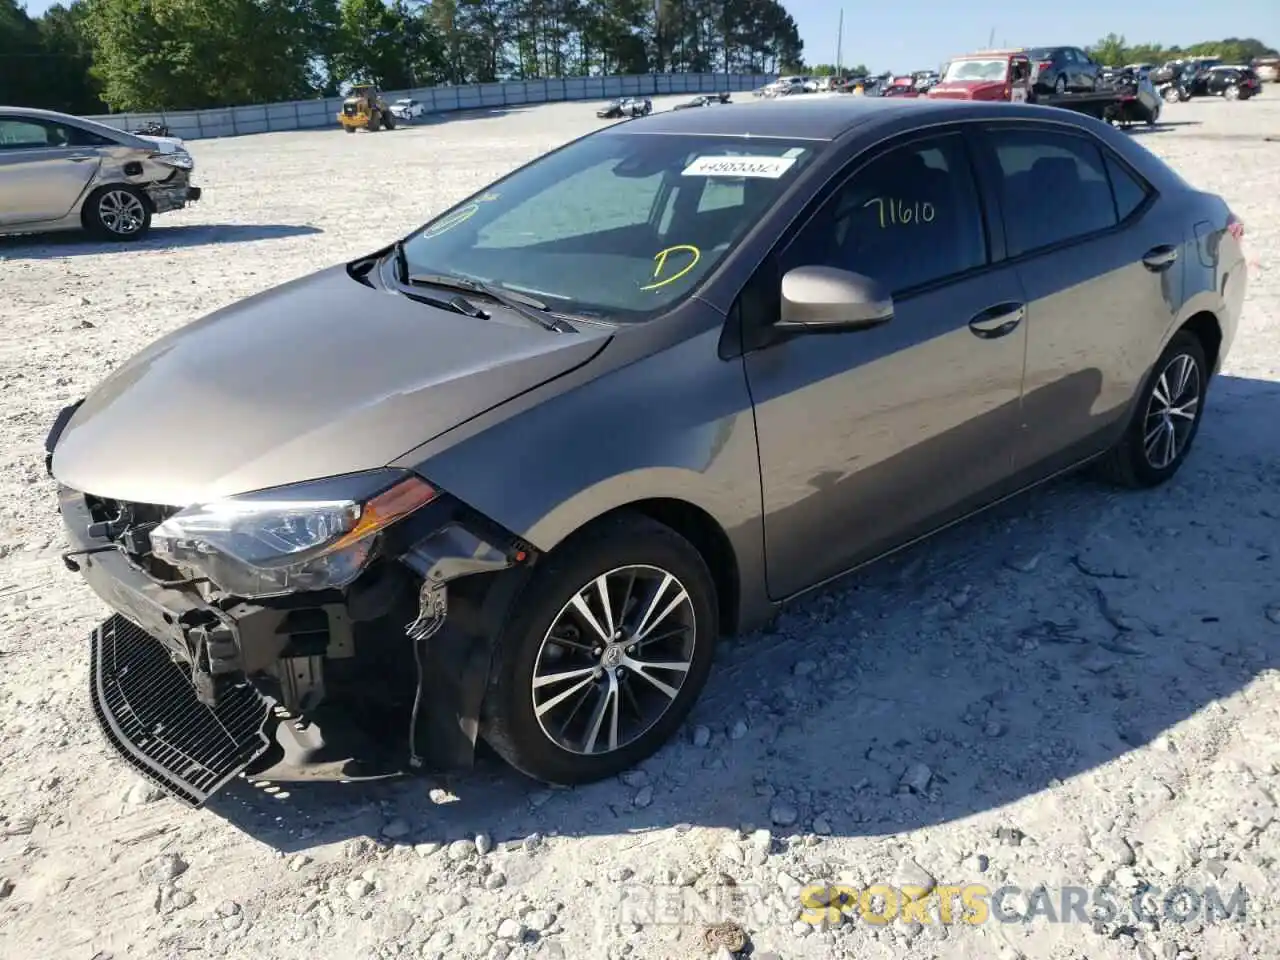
[[565, 497, 743, 638], [1178, 310, 1224, 377]]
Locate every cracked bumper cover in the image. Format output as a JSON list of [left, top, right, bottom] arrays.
[[145, 175, 201, 213], [55, 470, 534, 804]]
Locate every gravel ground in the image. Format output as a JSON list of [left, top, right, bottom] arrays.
[[1, 93, 1278, 960]]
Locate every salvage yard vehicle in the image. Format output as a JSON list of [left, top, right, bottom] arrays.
[[596, 97, 653, 119], [1197, 66, 1262, 100], [929, 49, 1122, 119], [338, 84, 396, 132], [47, 97, 1245, 805], [1099, 66, 1162, 126], [389, 98, 425, 121], [1025, 45, 1103, 94], [671, 93, 732, 110], [0, 106, 200, 241]]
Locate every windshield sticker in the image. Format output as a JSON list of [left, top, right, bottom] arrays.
[[682, 155, 797, 179], [640, 244, 701, 291], [421, 193, 499, 238], [863, 196, 936, 229]]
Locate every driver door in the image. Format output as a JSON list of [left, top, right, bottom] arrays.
[[740, 129, 1029, 598]]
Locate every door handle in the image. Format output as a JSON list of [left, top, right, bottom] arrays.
[[66, 155, 97, 162], [1142, 245, 1179, 270], [968, 301, 1025, 339]]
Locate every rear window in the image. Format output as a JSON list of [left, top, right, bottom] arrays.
[[1025, 48, 1056, 61], [400, 133, 824, 321]]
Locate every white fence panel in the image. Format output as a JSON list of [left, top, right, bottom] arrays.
[[82, 72, 779, 141]]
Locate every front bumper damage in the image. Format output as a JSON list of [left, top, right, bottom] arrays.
[[51, 421, 535, 806], [144, 170, 202, 214]]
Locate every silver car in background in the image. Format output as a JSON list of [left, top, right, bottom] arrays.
[[0, 106, 201, 241]]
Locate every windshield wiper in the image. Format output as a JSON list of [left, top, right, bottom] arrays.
[[408, 272, 577, 333]]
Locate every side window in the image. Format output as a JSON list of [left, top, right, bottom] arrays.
[[1103, 152, 1151, 221], [0, 119, 54, 149], [58, 124, 114, 147], [782, 134, 988, 294], [986, 127, 1117, 255]]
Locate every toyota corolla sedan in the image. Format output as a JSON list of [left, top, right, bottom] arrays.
[[0, 106, 200, 241], [46, 97, 1245, 805]]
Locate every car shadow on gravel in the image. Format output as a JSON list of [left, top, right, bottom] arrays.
[[0, 223, 323, 259], [206, 372, 1280, 855], [1124, 120, 1202, 136]]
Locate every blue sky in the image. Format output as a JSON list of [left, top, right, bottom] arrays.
[[788, 0, 1277, 72], [18, 0, 1278, 74]]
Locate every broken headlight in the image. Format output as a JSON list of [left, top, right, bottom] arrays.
[[151, 150, 194, 170], [149, 470, 437, 599]]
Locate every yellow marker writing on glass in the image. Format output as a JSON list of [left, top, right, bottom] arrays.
[[421, 194, 500, 238], [640, 244, 701, 291]]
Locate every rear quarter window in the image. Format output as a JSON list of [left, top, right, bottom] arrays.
[[1102, 152, 1152, 221]]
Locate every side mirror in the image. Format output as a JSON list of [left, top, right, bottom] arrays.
[[776, 265, 893, 333]]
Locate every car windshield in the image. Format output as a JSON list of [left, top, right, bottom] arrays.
[[942, 58, 1009, 82], [399, 133, 823, 321]]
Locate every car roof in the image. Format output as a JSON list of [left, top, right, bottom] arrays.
[[607, 96, 1076, 142], [0, 105, 145, 144]]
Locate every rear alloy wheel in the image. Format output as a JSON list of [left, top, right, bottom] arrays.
[[1223, 85, 1240, 100], [1095, 331, 1207, 488], [84, 186, 151, 240], [1055, 74, 1067, 94], [481, 514, 718, 785]]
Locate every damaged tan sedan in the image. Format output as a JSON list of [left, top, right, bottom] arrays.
[[0, 106, 201, 241]]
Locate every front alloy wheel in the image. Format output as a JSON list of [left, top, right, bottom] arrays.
[[85, 186, 151, 240], [532, 565, 696, 756], [481, 514, 718, 785]]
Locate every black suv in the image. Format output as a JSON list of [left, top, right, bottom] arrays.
[[1026, 46, 1102, 94]]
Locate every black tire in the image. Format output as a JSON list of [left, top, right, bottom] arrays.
[[384, 111, 396, 129], [1055, 74, 1067, 94], [368, 112, 380, 132], [480, 513, 719, 785], [1094, 330, 1209, 488], [344, 125, 356, 133], [82, 185, 151, 241]]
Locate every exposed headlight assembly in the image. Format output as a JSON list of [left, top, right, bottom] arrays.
[[149, 470, 438, 599], [151, 151, 194, 170]]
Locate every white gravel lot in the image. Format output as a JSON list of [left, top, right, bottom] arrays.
[[1, 93, 1278, 960]]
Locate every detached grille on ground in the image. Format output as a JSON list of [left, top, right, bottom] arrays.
[[90, 614, 272, 807]]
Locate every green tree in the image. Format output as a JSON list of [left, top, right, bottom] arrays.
[[86, 0, 318, 110]]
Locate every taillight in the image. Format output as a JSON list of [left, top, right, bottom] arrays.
[[1038, 60, 1053, 73], [1227, 213, 1245, 241]]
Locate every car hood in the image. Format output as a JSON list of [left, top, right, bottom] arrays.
[[928, 80, 1006, 99], [51, 265, 611, 506]]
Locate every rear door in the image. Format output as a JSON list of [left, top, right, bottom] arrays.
[[971, 122, 1182, 474], [0, 116, 103, 226], [741, 128, 1029, 598]]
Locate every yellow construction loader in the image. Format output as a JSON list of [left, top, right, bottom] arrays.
[[338, 84, 396, 133]]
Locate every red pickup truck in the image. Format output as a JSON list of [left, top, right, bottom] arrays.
[[927, 50, 1033, 102]]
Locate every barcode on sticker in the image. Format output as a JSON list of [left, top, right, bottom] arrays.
[[682, 155, 797, 179]]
